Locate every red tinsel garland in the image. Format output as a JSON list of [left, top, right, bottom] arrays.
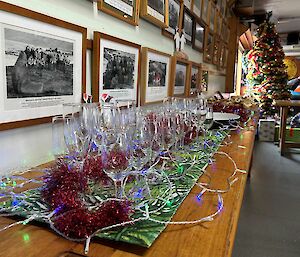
[[42, 156, 133, 239]]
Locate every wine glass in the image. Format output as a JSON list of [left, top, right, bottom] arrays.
[[101, 129, 133, 198], [203, 106, 214, 154], [52, 115, 66, 161], [131, 120, 153, 172], [203, 106, 214, 131]]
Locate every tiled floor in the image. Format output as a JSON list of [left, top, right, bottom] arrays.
[[233, 142, 300, 257]]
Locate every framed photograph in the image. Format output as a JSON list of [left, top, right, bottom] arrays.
[[169, 57, 191, 97], [190, 62, 201, 95], [192, 19, 206, 52], [222, 46, 228, 68], [203, 31, 214, 63], [0, 2, 87, 131], [224, 23, 230, 43], [200, 69, 208, 91], [215, 11, 222, 36], [140, 0, 169, 28], [162, 0, 183, 38], [212, 36, 220, 65], [192, 0, 203, 18], [183, 8, 194, 45], [184, 0, 192, 10], [220, 0, 226, 17], [216, 0, 222, 10], [209, 1, 215, 33], [92, 32, 140, 103], [140, 47, 171, 105], [201, 0, 209, 25], [98, 0, 139, 26]]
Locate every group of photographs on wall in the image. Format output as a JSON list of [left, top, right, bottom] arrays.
[[95, 0, 230, 68], [159, 0, 230, 69], [0, 1, 209, 131]]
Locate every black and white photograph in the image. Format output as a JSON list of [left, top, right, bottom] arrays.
[[210, 3, 215, 32], [194, 22, 205, 50], [148, 0, 165, 16], [141, 48, 170, 105], [191, 66, 199, 91], [202, 0, 209, 24], [148, 60, 167, 87], [99, 0, 139, 25], [184, 12, 193, 43], [184, 0, 192, 9], [102, 47, 135, 90], [104, 0, 134, 16], [193, 0, 202, 17], [174, 63, 187, 95], [95, 32, 140, 103], [0, 5, 85, 128], [220, 0, 226, 17], [204, 32, 213, 62], [5, 28, 73, 99], [166, 0, 180, 34]]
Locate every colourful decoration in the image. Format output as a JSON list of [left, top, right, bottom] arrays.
[[246, 19, 290, 117]]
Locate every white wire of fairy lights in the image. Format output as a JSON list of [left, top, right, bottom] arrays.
[[0, 115, 254, 254]]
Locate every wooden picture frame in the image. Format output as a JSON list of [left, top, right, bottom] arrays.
[[191, 0, 203, 19], [208, 0, 216, 33], [192, 19, 206, 52], [140, 47, 171, 105], [203, 30, 214, 63], [182, 7, 194, 45], [92, 32, 141, 104], [201, 0, 209, 25], [162, 0, 183, 39], [169, 56, 191, 97], [212, 35, 220, 65], [140, 0, 169, 28], [190, 62, 201, 96], [0, 1, 87, 131], [98, 0, 139, 26]]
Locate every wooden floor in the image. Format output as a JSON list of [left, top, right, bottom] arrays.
[[0, 128, 256, 257]]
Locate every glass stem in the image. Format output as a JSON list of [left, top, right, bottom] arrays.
[[114, 180, 123, 199]]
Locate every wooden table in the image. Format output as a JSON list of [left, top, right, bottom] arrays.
[[0, 128, 256, 257], [274, 100, 300, 155]]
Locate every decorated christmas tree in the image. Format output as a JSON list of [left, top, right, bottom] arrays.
[[246, 16, 290, 117]]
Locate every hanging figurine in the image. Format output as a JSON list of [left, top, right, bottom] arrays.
[[174, 27, 181, 52], [180, 29, 186, 52], [173, 28, 188, 60]]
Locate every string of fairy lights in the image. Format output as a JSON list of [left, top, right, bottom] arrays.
[[0, 114, 255, 254]]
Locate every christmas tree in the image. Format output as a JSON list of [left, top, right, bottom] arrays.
[[246, 17, 290, 117]]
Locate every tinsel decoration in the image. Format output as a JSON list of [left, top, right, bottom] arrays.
[[246, 18, 290, 117], [52, 201, 132, 239], [41, 157, 132, 239]]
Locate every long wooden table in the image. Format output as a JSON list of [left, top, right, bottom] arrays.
[[0, 127, 256, 257]]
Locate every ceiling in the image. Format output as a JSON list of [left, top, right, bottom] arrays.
[[236, 0, 300, 34], [253, 0, 300, 33]]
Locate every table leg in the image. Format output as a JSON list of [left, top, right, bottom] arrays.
[[279, 107, 288, 155]]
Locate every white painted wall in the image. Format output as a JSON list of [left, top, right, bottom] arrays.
[[0, 0, 226, 175]]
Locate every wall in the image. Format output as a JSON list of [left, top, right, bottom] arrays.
[[0, 0, 226, 175]]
